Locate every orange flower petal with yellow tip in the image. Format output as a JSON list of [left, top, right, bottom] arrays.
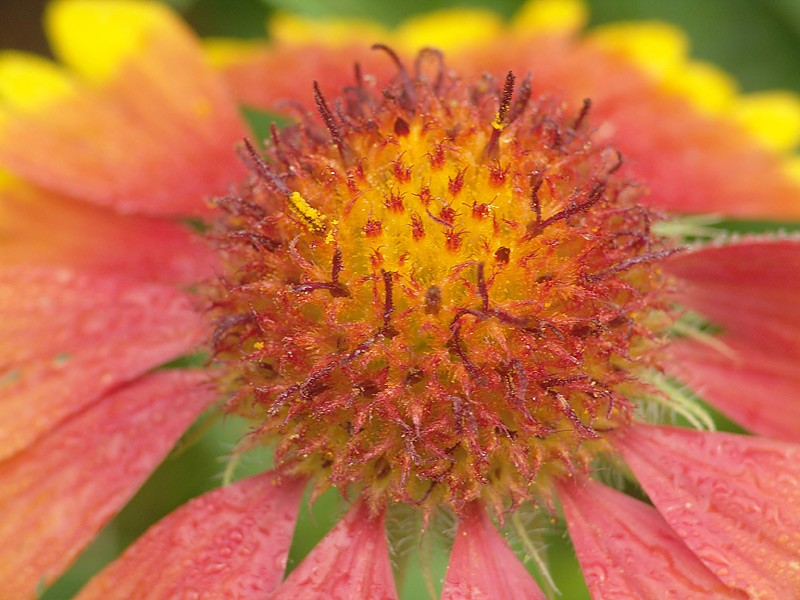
[[266, 11, 389, 48], [452, 36, 800, 220], [0, 178, 218, 283], [270, 499, 397, 600], [612, 424, 800, 598], [0, 370, 215, 600], [732, 91, 800, 152], [0, 51, 78, 112], [0, 266, 206, 461], [392, 8, 504, 54], [74, 471, 305, 600], [441, 502, 547, 600], [0, 0, 246, 216], [511, 0, 587, 35], [557, 478, 744, 599], [665, 238, 800, 358], [670, 338, 800, 443]]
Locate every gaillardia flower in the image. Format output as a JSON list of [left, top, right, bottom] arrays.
[[2, 0, 800, 599]]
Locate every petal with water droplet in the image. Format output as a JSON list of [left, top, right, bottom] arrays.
[[0, 179, 219, 284], [670, 337, 800, 443], [665, 238, 800, 359], [613, 424, 800, 598], [441, 502, 547, 600], [271, 498, 397, 600], [75, 470, 305, 600], [0, 370, 215, 599], [0, 266, 207, 462], [557, 477, 744, 599]]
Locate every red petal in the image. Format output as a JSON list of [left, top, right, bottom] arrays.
[[557, 478, 744, 599], [0, 7, 246, 216], [0, 182, 218, 283], [441, 502, 547, 600], [74, 471, 305, 600], [271, 499, 397, 600], [0, 370, 215, 599], [0, 266, 206, 460], [612, 424, 800, 598], [665, 238, 800, 358], [670, 338, 800, 442]]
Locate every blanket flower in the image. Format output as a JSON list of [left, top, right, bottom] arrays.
[[1, 1, 799, 598]]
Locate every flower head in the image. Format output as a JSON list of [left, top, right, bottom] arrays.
[[2, 1, 800, 599], [210, 55, 680, 517]]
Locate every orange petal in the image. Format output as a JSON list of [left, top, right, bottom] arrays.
[[665, 238, 800, 358], [441, 502, 547, 600], [0, 369, 215, 599], [0, 266, 206, 461], [271, 499, 397, 600], [670, 338, 800, 443], [74, 471, 305, 600], [0, 2, 246, 216], [0, 179, 218, 283], [612, 424, 800, 597], [557, 478, 744, 599]]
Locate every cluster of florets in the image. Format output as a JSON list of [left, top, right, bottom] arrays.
[[207, 48, 677, 513]]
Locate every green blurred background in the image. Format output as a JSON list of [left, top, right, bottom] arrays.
[[2, 0, 800, 598]]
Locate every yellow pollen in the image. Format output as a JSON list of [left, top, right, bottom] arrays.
[[287, 191, 327, 234]]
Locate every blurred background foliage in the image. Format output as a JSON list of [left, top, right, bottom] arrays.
[[1, 0, 799, 598]]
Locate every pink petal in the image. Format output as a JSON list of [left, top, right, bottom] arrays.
[[0, 182, 218, 284], [557, 478, 744, 599], [612, 424, 800, 598], [75, 471, 305, 600], [441, 502, 547, 600], [0, 266, 206, 461], [270, 499, 397, 600], [665, 238, 800, 358], [670, 338, 800, 442], [0, 370, 216, 599]]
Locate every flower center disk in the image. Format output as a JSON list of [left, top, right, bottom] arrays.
[[209, 52, 677, 512]]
